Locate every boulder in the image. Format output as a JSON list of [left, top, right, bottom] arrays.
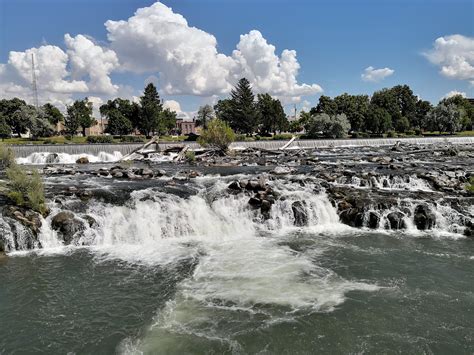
[[6, 206, 42, 235], [76, 157, 89, 164], [228, 181, 242, 191], [386, 211, 406, 230], [51, 211, 85, 244], [248, 197, 262, 208], [339, 208, 364, 227], [291, 201, 308, 226], [413, 205, 436, 230], [367, 211, 380, 229]]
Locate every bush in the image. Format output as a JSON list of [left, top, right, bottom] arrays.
[[185, 150, 195, 162], [415, 128, 423, 136], [466, 177, 474, 193], [386, 131, 396, 138], [6, 163, 47, 215], [86, 135, 114, 144], [405, 130, 416, 136], [272, 133, 294, 140], [0, 145, 15, 169], [198, 119, 235, 152], [120, 135, 146, 143]]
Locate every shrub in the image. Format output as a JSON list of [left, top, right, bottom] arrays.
[[272, 133, 294, 140], [0, 145, 15, 169], [185, 150, 196, 162], [198, 119, 235, 152], [386, 131, 396, 138], [405, 130, 416, 136], [6, 164, 47, 215], [120, 135, 146, 143], [466, 177, 474, 193], [414, 128, 423, 136], [86, 135, 114, 144]]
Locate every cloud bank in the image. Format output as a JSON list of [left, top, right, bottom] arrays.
[[0, 1, 322, 109]]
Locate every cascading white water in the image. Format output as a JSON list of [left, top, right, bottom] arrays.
[[16, 151, 123, 165]]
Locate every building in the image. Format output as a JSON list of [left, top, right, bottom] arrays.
[[85, 119, 108, 136], [175, 118, 196, 135]]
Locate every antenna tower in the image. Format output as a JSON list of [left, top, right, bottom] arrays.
[[31, 53, 39, 108]]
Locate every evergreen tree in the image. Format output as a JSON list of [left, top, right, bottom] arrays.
[[228, 78, 259, 134], [139, 83, 163, 137]]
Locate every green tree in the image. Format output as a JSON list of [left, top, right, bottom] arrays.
[[100, 98, 139, 131], [105, 110, 132, 136], [257, 93, 288, 135], [139, 83, 163, 137], [333, 94, 369, 132], [414, 99, 433, 130], [310, 95, 338, 116], [441, 94, 473, 131], [214, 99, 233, 123], [196, 104, 215, 129], [227, 78, 259, 134], [371, 85, 417, 130], [42, 103, 64, 125], [66, 98, 94, 137], [12, 105, 53, 139], [365, 105, 392, 134], [198, 118, 235, 152], [426, 103, 462, 134], [304, 113, 350, 138], [0, 114, 11, 140], [0, 98, 28, 137], [158, 108, 177, 135]]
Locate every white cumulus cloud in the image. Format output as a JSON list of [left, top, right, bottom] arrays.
[[424, 34, 474, 84], [105, 2, 322, 99], [442, 90, 467, 99], [361, 66, 394, 82]]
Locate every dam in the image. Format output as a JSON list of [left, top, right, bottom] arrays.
[[8, 136, 474, 158]]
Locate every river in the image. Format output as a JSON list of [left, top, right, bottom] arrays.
[[0, 141, 473, 354]]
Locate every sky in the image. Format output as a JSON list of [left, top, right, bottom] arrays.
[[0, 0, 473, 118]]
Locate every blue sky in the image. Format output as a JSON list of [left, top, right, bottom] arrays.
[[1, 0, 473, 115]]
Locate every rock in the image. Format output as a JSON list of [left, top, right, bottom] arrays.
[[112, 171, 123, 178], [248, 197, 262, 208], [51, 211, 85, 244], [413, 204, 436, 230], [368, 211, 380, 229], [387, 211, 406, 230], [338, 200, 352, 211], [6, 206, 42, 235], [339, 208, 364, 227], [228, 181, 242, 191], [292, 201, 308, 226], [156, 169, 166, 177], [45, 153, 58, 164], [76, 157, 89, 164], [140, 168, 154, 177], [83, 215, 97, 228], [272, 166, 296, 175], [261, 199, 272, 214], [239, 179, 249, 188]]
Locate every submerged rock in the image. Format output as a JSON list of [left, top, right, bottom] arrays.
[[387, 211, 406, 230], [76, 157, 89, 164], [413, 204, 436, 230], [292, 201, 308, 226]]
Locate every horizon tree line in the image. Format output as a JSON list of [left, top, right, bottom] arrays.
[[0, 80, 473, 140]]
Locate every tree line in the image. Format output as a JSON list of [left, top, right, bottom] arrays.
[[0, 83, 177, 139], [293, 86, 473, 138]]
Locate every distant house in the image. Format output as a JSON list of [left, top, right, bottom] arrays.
[[175, 118, 196, 135], [55, 118, 108, 136]]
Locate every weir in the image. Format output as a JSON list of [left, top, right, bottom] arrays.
[[8, 136, 474, 158]]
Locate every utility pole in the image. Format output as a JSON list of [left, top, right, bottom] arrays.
[[31, 53, 39, 109]]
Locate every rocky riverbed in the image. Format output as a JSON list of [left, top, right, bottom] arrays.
[[1, 141, 473, 253]]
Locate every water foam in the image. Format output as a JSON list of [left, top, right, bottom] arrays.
[[16, 151, 123, 165]]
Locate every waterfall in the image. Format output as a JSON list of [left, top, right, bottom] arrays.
[[10, 136, 474, 160]]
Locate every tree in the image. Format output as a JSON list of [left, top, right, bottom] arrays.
[[214, 99, 233, 123], [158, 108, 177, 135], [196, 104, 214, 129], [426, 103, 462, 134], [65, 98, 94, 137], [0, 98, 28, 137], [198, 118, 235, 152], [0, 114, 11, 140], [394, 116, 410, 133], [333, 94, 369, 132], [227, 78, 259, 134], [414, 99, 433, 130], [311, 95, 338, 116], [11, 105, 53, 139], [42, 103, 64, 125], [257, 93, 288, 135], [304, 113, 350, 138], [441, 94, 473, 131], [139, 83, 163, 137], [105, 110, 132, 136], [365, 105, 392, 134], [100, 98, 139, 131]]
